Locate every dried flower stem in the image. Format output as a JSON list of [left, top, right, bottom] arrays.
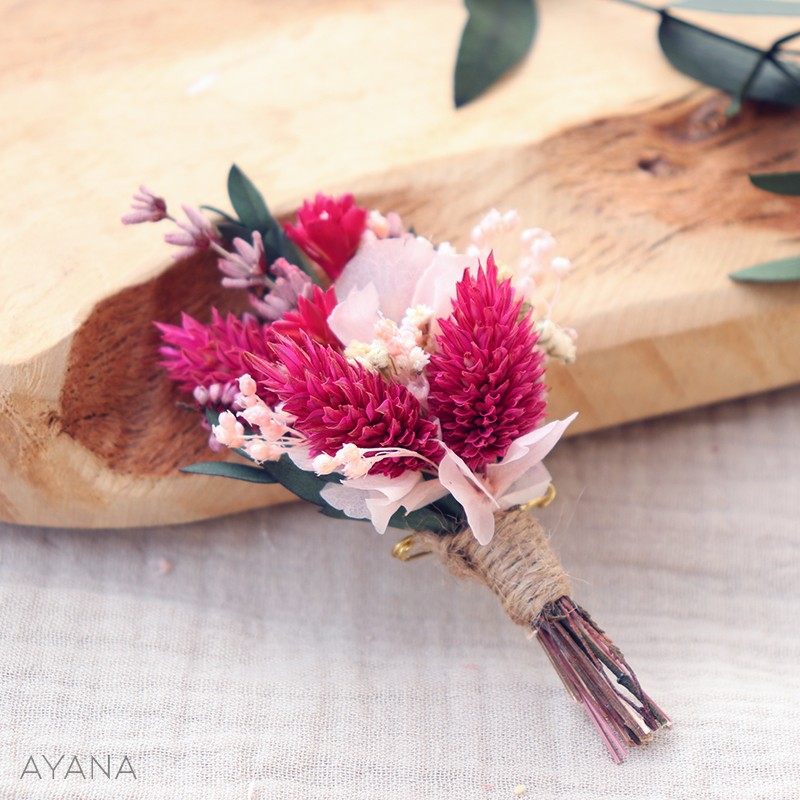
[[535, 597, 671, 764]]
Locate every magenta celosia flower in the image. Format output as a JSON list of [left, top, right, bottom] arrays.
[[248, 336, 442, 478], [427, 253, 546, 471], [122, 185, 169, 225], [284, 193, 367, 280], [268, 285, 342, 350], [155, 309, 277, 405]]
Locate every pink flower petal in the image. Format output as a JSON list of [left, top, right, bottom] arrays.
[[327, 282, 380, 344], [321, 471, 445, 534], [438, 446, 498, 545], [486, 413, 577, 497], [334, 238, 437, 323], [412, 252, 478, 329], [496, 463, 551, 509]]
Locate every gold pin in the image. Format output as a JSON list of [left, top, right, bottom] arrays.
[[520, 483, 557, 511], [391, 534, 432, 562]]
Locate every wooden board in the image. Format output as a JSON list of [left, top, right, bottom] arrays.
[[2, 0, 800, 528]]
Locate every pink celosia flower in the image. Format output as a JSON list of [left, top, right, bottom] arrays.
[[284, 193, 367, 280], [155, 309, 276, 405], [249, 258, 313, 322], [247, 335, 441, 478], [268, 285, 342, 350], [427, 253, 547, 471], [164, 205, 217, 259], [122, 185, 168, 225]]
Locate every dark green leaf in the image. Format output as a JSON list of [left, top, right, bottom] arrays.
[[216, 221, 254, 246], [658, 15, 800, 106], [750, 171, 800, 195], [454, 0, 537, 108], [387, 505, 452, 534], [729, 255, 800, 281], [672, 0, 800, 13], [223, 165, 321, 284], [317, 505, 352, 521], [200, 205, 239, 224], [227, 164, 273, 232], [180, 461, 277, 483], [259, 455, 343, 509]]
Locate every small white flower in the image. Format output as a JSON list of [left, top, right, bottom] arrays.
[[213, 411, 245, 448]]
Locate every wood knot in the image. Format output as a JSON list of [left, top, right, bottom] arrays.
[[659, 93, 736, 144], [636, 154, 680, 177]]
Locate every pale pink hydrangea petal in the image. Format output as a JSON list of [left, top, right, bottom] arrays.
[[287, 446, 316, 471], [321, 472, 418, 531], [320, 471, 448, 534], [333, 238, 437, 323], [365, 479, 424, 533], [496, 463, 552, 509], [411, 252, 479, 330], [485, 413, 577, 497], [438, 446, 498, 545], [321, 482, 371, 521], [327, 282, 381, 345], [398, 475, 450, 513]]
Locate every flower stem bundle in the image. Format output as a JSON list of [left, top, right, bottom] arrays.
[[417, 508, 669, 764]]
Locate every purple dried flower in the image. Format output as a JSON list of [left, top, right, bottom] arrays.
[[164, 205, 217, 259], [121, 185, 168, 225], [249, 258, 313, 322], [217, 231, 269, 289]]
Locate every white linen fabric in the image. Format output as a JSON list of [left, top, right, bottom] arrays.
[[1, 387, 799, 800]]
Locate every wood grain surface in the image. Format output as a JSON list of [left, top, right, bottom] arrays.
[[2, 0, 799, 527]]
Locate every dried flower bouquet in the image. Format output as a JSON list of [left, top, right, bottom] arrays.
[[124, 167, 669, 762]]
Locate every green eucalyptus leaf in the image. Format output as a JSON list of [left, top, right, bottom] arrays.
[[180, 461, 277, 483], [730, 255, 800, 281], [454, 0, 537, 108], [658, 14, 800, 106], [750, 171, 800, 195], [672, 0, 800, 13], [227, 164, 274, 232]]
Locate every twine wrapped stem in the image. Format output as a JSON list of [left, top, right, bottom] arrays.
[[415, 508, 670, 763]]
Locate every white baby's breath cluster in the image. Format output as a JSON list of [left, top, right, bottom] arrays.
[[312, 442, 437, 480], [344, 304, 434, 379], [468, 208, 577, 364], [212, 374, 305, 463], [534, 318, 578, 364]]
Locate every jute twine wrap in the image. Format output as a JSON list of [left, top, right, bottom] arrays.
[[419, 508, 571, 627]]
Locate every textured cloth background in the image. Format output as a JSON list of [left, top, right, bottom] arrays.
[[1, 387, 799, 799]]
